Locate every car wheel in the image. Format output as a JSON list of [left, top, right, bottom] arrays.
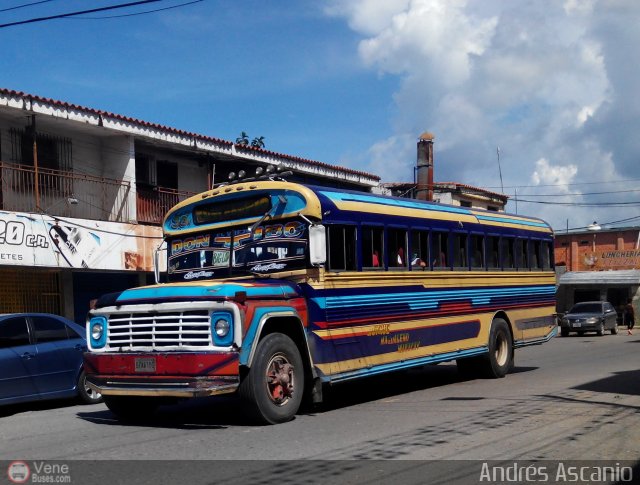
[[611, 325, 618, 335], [239, 333, 304, 424], [77, 370, 103, 404], [560, 327, 570, 337]]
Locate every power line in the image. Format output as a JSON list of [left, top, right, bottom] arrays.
[[515, 198, 640, 207], [513, 188, 640, 197], [484, 177, 640, 191], [561, 215, 640, 232], [71, 0, 205, 19], [0, 0, 162, 29], [0, 0, 57, 13]]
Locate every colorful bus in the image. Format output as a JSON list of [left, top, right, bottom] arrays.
[[84, 178, 556, 424]]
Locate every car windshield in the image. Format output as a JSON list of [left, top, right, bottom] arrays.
[[166, 218, 309, 282], [569, 303, 603, 314]]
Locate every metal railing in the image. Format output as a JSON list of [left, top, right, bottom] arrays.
[[136, 186, 195, 225], [0, 161, 131, 222]]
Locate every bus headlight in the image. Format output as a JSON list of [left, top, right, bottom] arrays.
[[91, 323, 103, 340], [89, 316, 107, 349], [215, 318, 230, 337], [211, 312, 234, 346]]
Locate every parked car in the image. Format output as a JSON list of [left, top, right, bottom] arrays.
[[559, 301, 619, 337], [0, 313, 102, 406]]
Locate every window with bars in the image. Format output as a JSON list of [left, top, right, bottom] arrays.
[[10, 128, 72, 172], [8, 128, 73, 195]]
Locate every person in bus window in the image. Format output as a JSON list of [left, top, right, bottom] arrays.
[[372, 250, 380, 267], [397, 247, 405, 266]]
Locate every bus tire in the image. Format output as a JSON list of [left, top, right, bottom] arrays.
[[480, 318, 514, 378], [104, 396, 159, 421], [239, 333, 304, 425]]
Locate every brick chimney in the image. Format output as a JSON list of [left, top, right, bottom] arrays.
[[416, 132, 434, 201]]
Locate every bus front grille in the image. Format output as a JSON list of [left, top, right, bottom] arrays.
[[106, 310, 212, 349]]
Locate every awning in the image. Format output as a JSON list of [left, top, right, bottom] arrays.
[[559, 270, 640, 286]]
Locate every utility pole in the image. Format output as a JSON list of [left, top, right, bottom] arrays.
[[30, 114, 40, 210], [496, 146, 504, 194]]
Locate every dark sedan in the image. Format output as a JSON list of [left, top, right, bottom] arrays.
[[0, 313, 102, 406], [559, 301, 619, 337]]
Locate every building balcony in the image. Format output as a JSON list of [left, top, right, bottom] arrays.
[[0, 162, 195, 225], [135, 185, 195, 225]]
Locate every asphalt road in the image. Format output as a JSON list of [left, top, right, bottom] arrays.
[[1, 331, 639, 484]]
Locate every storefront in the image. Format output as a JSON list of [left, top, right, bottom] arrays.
[[555, 226, 640, 318], [0, 211, 162, 324]]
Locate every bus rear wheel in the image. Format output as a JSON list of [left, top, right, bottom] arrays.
[[239, 333, 304, 425], [481, 318, 514, 378]]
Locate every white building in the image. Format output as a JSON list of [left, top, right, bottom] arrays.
[[0, 88, 379, 323]]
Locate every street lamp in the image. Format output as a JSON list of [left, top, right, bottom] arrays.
[[587, 221, 601, 231], [587, 221, 601, 252]]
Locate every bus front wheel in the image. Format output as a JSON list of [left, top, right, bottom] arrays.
[[239, 333, 304, 425]]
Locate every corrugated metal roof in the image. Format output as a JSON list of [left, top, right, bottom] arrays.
[[559, 270, 640, 285]]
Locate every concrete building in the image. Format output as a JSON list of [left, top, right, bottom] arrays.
[[0, 88, 380, 323], [555, 225, 640, 317]]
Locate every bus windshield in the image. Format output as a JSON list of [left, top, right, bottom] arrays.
[[166, 218, 308, 282]]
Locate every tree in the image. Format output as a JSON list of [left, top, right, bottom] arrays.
[[251, 136, 265, 148], [235, 131, 249, 145]]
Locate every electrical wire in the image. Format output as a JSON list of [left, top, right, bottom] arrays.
[[514, 198, 640, 207], [0, 0, 162, 29], [71, 0, 205, 19], [0, 0, 56, 13]]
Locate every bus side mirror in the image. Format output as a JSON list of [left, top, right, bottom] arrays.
[[309, 224, 326, 267], [153, 247, 161, 284], [154, 240, 166, 284]]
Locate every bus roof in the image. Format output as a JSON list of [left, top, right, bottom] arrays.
[[163, 180, 553, 236]]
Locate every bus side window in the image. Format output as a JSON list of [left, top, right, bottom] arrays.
[[486, 236, 499, 269], [327, 225, 357, 271], [432, 231, 450, 270], [470, 234, 484, 269], [453, 233, 468, 269], [531, 240, 541, 269], [541, 241, 552, 269], [515, 238, 529, 270], [388, 228, 408, 269], [410, 230, 429, 269], [501, 237, 515, 269], [362, 226, 384, 270]]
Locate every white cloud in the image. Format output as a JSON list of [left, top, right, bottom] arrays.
[[531, 158, 578, 188], [325, 0, 639, 229]]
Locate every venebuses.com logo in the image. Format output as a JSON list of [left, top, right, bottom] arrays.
[[6, 461, 71, 483], [7, 461, 30, 484]]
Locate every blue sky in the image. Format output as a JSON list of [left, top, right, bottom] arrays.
[[2, 0, 640, 231]]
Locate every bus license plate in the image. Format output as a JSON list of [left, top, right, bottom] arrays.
[[572, 322, 581, 328], [135, 357, 156, 372]]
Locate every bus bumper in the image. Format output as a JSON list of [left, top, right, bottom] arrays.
[[84, 351, 240, 398]]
